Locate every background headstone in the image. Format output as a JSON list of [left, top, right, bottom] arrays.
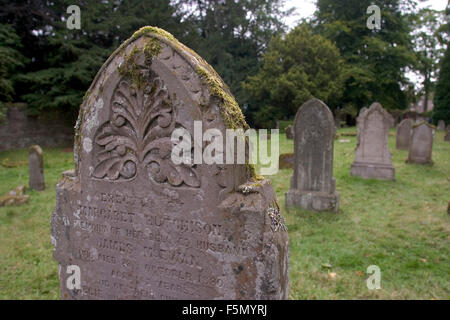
[[396, 119, 413, 150], [406, 121, 434, 164], [286, 125, 294, 140], [29, 145, 45, 191], [286, 98, 339, 213], [437, 120, 445, 131], [279, 153, 294, 169], [445, 126, 450, 142], [350, 102, 395, 180], [51, 27, 289, 300]]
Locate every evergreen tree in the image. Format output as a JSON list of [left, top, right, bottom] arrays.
[[181, 0, 292, 122], [313, 0, 416, 111], [0, 24, 27, 122], [433, 45, 450, 124], [18, 0, 189, 120]]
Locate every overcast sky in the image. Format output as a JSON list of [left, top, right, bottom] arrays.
[[283, 0, 449, 28]]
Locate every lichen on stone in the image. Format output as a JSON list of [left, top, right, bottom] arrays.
[[131, 26, 176, 42], [143, 38, 162, 62], [196, 66, 249, 131]]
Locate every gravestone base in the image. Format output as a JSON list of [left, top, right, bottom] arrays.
[[286, 189, 339, 213], [350, 162, 395, 181], [405, 157, 433, 165]]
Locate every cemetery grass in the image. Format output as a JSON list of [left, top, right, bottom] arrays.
[[0, 130, 449, 299]]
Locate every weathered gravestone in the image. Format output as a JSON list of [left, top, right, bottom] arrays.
[[51, 27, 289, 300], [285, 125, 294, 140], [29, 145, 45, 191], [350, 102, 395, 180], [351, 103, 396, 180], [396, 119, 413, 150], [286, 99, 339, 213], [406, 121, 434, 165], [437, 120, 446, 131], [445, 126, 450, 142]]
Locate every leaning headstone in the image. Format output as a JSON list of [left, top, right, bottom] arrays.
[[445, 126, 450, 142], [437, 120, 446, 131], [406, 121, 434, 165], [286, 99, 339, 213], [51, 27, 289, 300], [28, 145, 45, 191], [396, 119, 413, 150], [350, 102, 395, 180], [286, 125, 294, 140]]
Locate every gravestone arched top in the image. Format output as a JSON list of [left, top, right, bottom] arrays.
[[412, 121, 435, 129], [293, 98, 335, 133], [73, 26, 253, 190]]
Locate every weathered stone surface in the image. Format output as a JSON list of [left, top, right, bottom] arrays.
[[437, 120, 446, 131], [406, 121, 434, 165], [286, 99, 339, 213], [29, 145, 45, 191], [396, 119, 413, 150], [51, 27, 289, 300], [351, 102, 395, 181], [0, 185, 29, 207], [285, 125, 294, 140], [445, 126, 450, 142]]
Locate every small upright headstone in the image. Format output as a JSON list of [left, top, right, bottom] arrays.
[[51, 27, 289, 300], [286, 99, 339, 213], [29, 145, 45, 191], [286, 125, 294, 140], [445, 126, 450, 142], [406, 121, 434, 164], [350, 102, 395, 180], [396, 118, 413, 150], [437, 120, 446, 131]]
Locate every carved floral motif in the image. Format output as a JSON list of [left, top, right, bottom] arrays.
[[93, 74, 200, 188]]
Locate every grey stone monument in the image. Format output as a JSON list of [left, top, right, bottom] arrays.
[[28, 145, 45, 191], [350, 102, 395, 180], [445, 126, 450, 142], [437, 120, 446, 131], [286, 125, 294, 140], [396, 118, 413, 150], [51, 27, 289, 300], [286, 99, 339, 213], [406, 121, 434, 164]]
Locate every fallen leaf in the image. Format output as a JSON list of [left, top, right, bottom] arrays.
[[357, 271, 364, 276]]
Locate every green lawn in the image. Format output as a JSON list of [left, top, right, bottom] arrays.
[[0, 128, 449, 299]]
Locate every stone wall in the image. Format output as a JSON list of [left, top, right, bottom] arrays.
[[0, 103, 74, 152]]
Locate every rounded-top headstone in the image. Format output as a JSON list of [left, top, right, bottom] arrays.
[[286, 98, 339, 212], [51, 26, 289, 300], [350, 102, 395, 180], [396, 118, 413, 150], [406, 121, 435, 165], [29, 145, 45, 191]]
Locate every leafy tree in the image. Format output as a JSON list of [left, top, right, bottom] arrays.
[[0, 24, 27, 122], [313, 0, 416, 111], [243, 24, 344, 128], [433, 45, 450, 124], [410, 8, 446, 112]]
